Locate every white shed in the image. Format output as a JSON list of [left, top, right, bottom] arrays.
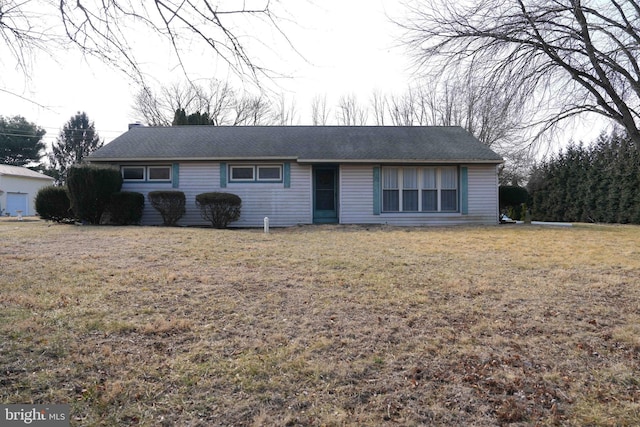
[[0, 164, 55, 217]]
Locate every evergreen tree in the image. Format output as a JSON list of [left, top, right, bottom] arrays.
[[563, 144, 588, 222], [616, 137, 638, 223], [172, 109, 214, 126], [590, 134, 613, 222], [529, 131, 640, 224], [48, 112, 103, 184], [0, 116, 46, 167], [172, 108, 188, 125]]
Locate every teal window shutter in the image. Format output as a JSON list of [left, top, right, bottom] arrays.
[[172, 163, 179, 188], [220, 162, 227, 188], [283, 162, 291, 188], [460, 166, 468, 215], [373, 166, 381, 215]]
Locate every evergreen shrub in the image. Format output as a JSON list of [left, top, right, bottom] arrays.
[[35, 186, 71, 222], [66, 165, 122, 224], [109, 192, 144, 225]]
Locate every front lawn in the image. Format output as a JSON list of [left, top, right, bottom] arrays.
[[1, 220, 639, 425]]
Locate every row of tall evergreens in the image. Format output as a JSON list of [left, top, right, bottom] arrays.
[[528, 132, 640, 224]]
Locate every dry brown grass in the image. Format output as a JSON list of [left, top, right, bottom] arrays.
[[1, 218, 639, 426]]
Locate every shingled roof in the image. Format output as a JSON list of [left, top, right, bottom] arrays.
[[88, 126, 503, 164]]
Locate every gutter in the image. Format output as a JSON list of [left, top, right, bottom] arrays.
[[89, 157, 504, 164]]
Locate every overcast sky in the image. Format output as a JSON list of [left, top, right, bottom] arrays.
[[0, 0, 414, 147]]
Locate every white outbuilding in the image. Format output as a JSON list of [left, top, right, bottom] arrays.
[[0, 164, 55, 217]]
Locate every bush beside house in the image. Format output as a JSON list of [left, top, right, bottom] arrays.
[[66, 165, 123, 224], [196, 192, 241, 228], [108, 192, 145, 225], [148, 191, 186, 226], [35, 186, 72, 222]]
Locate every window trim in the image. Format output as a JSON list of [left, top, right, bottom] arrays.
[[121, 165, 172, 182], [228, 164, 283, 183], [229, 165, 255, 182], [257, 165, 283, 181], [121, 166, 146, 182], [147, 166, 172, 182], [381, 166, 459, 213]]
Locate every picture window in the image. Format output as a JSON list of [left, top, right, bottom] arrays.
[[382, 166, 458, 213]]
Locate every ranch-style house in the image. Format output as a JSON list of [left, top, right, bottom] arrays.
[[88, 125, 503, 227]]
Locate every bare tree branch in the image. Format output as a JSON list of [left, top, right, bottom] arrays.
[[311, 94, 330, 125], [336, 94, 368, 125], [1, 0, 292, 91], [399, 0, 640, 145]]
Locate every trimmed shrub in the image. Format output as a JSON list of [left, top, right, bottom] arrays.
[[66, 165, 123, 224], [148, 191, 186, 226], [109, 192, 144, 225], [195, 192, 241, 228], [35, 186, 71, 222]]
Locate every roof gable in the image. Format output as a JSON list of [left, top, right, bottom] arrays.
[[89, 126, 503, 163]]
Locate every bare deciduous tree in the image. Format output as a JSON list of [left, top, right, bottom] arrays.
[[389, 88, 424, 126], [311, 95, 330, 125], [233, 94, 272, 126], [400, 0, 640, 144], [132, 79, 274, 126], [336, 94, 368, 125], [133, 82, 209, 126], [371, 91, 389, 125], [273, 94, 299, 125], [1, 0, 291, 88]]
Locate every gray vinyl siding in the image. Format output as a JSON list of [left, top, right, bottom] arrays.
[[466, 164, 500, 223], [119, 162, 497, 227], [339, 165, 375, 224], [340, 164, 498, 226], [220, 163, 312, 227], [122, 162, 312, 227]]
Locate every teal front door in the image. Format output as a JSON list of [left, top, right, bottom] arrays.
[[313, 166, 338, 223]]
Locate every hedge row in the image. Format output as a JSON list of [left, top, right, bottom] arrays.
[[35, 165, 145, 225], [528, 132, 640, 223], [36, 169, 241, 228]]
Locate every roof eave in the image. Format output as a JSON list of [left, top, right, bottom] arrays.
[[297, 158, 504, 164], [89, 157, 504, 164], [89, 156, 300, 162], [0, 173, 55, 180]]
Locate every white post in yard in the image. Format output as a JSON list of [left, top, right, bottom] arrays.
[[264, 217, 270, 233]]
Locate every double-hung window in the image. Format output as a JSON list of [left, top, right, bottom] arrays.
[[422, 167, 438, 211], [402, 168, 419, 211], [440, 167, 458, 211], [382, 166, 458, 212], [382, 167, 399, 211]]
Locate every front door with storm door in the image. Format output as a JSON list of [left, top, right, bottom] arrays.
[[313, 166, 338, 224]]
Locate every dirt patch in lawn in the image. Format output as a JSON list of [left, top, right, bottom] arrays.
[[1, 220, 640, 426]]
